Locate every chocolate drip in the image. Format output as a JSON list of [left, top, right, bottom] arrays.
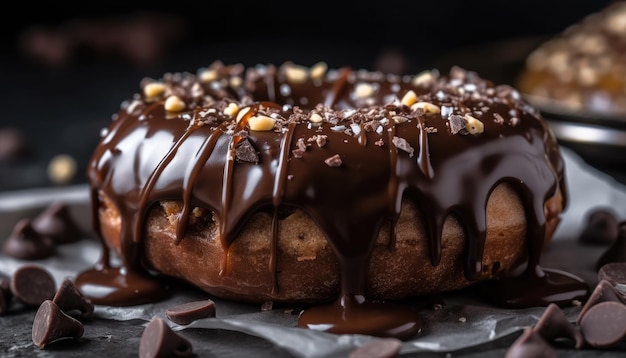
[[270, 122, 297, 293], [77, 62, 583, 338], [177, 125, 226, 244], [415, 114, 433, 179]]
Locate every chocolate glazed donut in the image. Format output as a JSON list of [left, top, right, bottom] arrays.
[[75, 61, 589, 340]]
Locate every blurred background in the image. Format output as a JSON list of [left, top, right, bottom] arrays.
[[0, 0, 620, 191]]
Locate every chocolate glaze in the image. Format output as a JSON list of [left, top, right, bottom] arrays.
[[76, 61, 586, 340]]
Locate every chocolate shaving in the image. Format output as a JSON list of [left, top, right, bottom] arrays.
[[392, 136, 414, 157], [296, 137, 307, 152], [235, 138, 259, 163], [324, 154, 342, 167], [292, 149, 304, 158], [307, 134, 328, 148], [448, 114, 468, 135]]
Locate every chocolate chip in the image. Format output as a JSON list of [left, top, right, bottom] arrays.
[[505, 327, 558, 358], [579, 301, 626, 348], [11, 265, 56, 307], [32, 202, 83, 244], [2, 218, 55, 260], [52, 277, 94, 318], [349, 338, 403, 358], [596, 221, 626, 270], [533, 303, 584, 349], [139, 317, 193, 358], [598, 262, 626, 286], [0, 275, 12, 315], [32, 300, 84, 349], [165, 299, 216, 325], [578, 207, 619, 245], [577, 280, 624, 325]]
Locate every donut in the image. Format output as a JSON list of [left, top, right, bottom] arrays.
[[75, 61, 588, 339], [517, 1, 626, 116]]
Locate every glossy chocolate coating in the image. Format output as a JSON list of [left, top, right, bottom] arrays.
[[76, 61, 582, 339]]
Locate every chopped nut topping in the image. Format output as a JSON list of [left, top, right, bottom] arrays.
[[199, 69, 219, 83], [411, 102, 441, 115], [164, 95, 186, 112], [236, 107, 251, 123], [248, 115, 276, 131], [493, 113, 505, 124], [400, 90, 418, 107], [143, 82, 166, 98], [310, 62, 328, 80], [354, 83, 375, 98], [309, 112, 323, 123], [412, 70, 435, 87], [229, 76, 243, 88], [223, 102, 239, 118], [464, 114, 484, 135], [284, 63, 308, 84]]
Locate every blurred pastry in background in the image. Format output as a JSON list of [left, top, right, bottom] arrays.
[[517, 1, 626, 117], [17, 11, 187, 68]]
